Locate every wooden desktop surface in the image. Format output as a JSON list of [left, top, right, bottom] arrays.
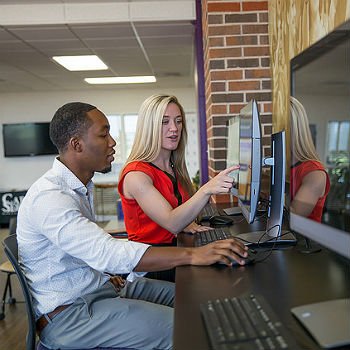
[[103, 218, 126, 234], [174, 217, 350, 350]]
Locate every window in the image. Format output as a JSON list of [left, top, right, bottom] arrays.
[[93, 111, 200, 184], [107, 112, 200, 179], [326, 120, 350, 164], [93, 114, 137, 219], [107, 114, 138, 164]]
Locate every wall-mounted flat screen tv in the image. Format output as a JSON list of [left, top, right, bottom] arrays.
[[2, 122, 58, 157]]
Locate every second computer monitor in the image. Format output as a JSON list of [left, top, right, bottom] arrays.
[[264, 131, 286, 238]]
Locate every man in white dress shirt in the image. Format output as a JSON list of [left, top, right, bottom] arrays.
[[17, 102, 247, 349]]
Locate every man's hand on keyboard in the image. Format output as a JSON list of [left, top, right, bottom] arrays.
[[183, 221, 212, 234], [191, 238, 248, 266]]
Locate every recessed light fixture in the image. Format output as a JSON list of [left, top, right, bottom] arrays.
[[52, 55, 108, 71], [84, 76, 156, 84]]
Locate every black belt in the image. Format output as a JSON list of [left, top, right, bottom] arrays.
[[36, 304, 72, 335]]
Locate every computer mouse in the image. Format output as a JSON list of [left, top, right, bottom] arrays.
[[231, 248, 258, 266], [232, 248, 258, 266], [209, 215, 234, 226], [217, 248, 257, 266]]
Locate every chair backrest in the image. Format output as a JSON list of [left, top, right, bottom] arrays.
[[3, 234, 36, 350], [9, 216, 17, 235]]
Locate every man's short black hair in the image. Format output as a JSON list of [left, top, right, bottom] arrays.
[[50, 102, 96, 152]]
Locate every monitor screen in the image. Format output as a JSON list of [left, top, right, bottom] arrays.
[[289, 19, 350, 259], [237, 100, 262, 224], [2, 122, 58, 157]]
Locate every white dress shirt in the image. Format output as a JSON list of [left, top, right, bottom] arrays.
[[17, 158, 149, 318]]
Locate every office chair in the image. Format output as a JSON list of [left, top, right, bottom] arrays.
[[3, 234, 132, 350], [0, 216, 17, 320]]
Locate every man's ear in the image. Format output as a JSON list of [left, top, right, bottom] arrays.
[[69, 136, 83, 152]]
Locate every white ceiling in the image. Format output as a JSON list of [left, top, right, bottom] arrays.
[[0, 0, 196, 93]]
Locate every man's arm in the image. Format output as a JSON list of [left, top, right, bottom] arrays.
[[133, 238, 248, 272]]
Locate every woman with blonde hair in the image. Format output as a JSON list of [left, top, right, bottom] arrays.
[[118, 94, 239, 280], [290, 96, 330, 222]]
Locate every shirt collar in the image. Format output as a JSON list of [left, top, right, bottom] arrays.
[[52, 157, 94, 195]]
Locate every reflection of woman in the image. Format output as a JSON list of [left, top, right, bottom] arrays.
[[290, 96, 330, 222], [118, 94, 238, 280]]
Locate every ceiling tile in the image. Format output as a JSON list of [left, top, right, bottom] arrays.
[[7, 25, 76, 40], [70, 23, 135, 39], [0, 1, 196, 92]]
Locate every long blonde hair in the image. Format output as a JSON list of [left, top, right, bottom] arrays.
[[122, 94, 194, 195], [290, 96, 321, 162]]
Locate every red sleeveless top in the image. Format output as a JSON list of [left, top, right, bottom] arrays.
[[118, 161, 190, 244], [290, 160, 330, 222]]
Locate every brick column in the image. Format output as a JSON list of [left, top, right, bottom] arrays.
[[201, 0, 272, 203]]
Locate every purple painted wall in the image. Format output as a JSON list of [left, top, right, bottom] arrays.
[[195, 0, 209, 184]]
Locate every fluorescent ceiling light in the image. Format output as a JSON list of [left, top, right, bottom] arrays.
[[84, 76, 156, 84], [52, 55, 108, 71]]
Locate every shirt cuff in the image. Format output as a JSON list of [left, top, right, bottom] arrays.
[[126, 271, 147, 282]]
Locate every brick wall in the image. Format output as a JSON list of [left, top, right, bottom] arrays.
[[201, 0, 272, 203]]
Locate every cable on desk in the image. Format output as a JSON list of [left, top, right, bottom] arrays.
[[236, 225, 294, 264], [254, 224, 281, 263]]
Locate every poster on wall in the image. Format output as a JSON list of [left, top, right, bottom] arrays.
[[0, 190, 26, 224]]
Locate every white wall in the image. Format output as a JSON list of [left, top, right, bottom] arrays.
[[0, 87, 197, 190], [296, 94, 349, 164]]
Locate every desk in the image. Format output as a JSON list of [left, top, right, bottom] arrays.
[[103, 219, 126, 234], [174, 219, 350, 350]]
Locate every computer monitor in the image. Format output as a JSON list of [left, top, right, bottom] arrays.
[[226, 100, 261, 223], [289, 19, 350, 259], [237, 100, 261, 224], [225, 100, 261, 220], [289, 19, 350, 349]]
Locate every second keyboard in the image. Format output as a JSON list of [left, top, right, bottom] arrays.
[[195, 228, 234, 246], [200, 294, 298, 349]]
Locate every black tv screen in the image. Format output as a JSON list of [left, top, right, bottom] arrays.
[[2, 122, 58, 157]]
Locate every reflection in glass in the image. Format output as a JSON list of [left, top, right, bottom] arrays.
[[290, 97, 331, 223], [291, 19, 350, 231]]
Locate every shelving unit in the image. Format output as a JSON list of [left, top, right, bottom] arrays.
[[93, 183, 118, 222]]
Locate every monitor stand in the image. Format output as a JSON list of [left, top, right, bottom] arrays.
[[298, 237, 322, 254], [235, 230, 297, 246]]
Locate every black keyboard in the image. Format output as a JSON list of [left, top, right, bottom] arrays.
[[200, 203, 220, 221], [196, 228, 234, 246], [200, 294, 297, 349]]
